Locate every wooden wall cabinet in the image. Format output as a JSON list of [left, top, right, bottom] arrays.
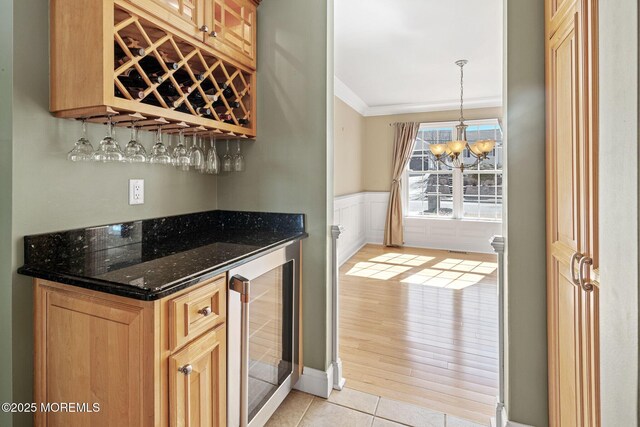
[[51, 0, 259, 138], [34, 274, 227, 426]]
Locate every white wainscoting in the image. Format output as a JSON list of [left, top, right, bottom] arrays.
[[334, 192, 502, 265], [334, 193, 367, 266]]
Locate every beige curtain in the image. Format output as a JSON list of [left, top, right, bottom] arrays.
[[383, 122, 420, 247]]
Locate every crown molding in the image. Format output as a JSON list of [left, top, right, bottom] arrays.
[[334, 76, 369, 116], [364, 96, 503, 117], [334, 76, 502, 117]]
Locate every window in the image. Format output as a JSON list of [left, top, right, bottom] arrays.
[[406, 119, 503, 220]]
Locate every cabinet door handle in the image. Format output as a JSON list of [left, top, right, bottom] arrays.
[[199, 25, 210, 33], [570, 252, 583, 286], [178, 364, 193, 375], [198, 306, 212, 317], [209, 30, 218, 38], [578, 256, 594, 292]]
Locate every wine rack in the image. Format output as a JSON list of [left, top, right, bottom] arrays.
[[50, 0, 257, 138]]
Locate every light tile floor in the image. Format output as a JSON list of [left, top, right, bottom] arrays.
[[266, 388, 488, 427]]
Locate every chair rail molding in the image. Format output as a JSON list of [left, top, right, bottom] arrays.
[[333, 192, 501, 266]]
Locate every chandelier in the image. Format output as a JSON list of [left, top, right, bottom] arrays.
[[428, 60, 496, 171]]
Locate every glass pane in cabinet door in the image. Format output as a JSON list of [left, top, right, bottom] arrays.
[[165, 0, 179, 11], [247, 261, 294, 422]]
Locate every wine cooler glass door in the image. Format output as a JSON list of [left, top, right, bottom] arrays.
[[228, 241, 300, 427], [247, 261, 293, 420]]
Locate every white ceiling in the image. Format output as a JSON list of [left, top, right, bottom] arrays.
[[334, 0, 503, 116]]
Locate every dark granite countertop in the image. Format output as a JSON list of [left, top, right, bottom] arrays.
[[18, 210, 307, 300]]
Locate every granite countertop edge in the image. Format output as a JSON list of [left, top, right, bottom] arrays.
[[18, 232, 308, 301]]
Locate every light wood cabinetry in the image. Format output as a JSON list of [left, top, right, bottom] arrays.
[[545, 0, 599, 425], [34, 273, 227, 426], [207, 0, 257, 68], [50, 0, 259, 137], [169, 326, 226, 426]]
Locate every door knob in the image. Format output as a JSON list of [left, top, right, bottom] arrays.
[[578, 256, 594, 292], [178, 364, 193, 375], [570, 252, 583, 286]]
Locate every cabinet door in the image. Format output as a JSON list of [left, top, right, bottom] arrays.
[[128, 0, 205, 40], [206, 0, 256, 68], [169, 325, 227, 427], [35, 287, 146, 427], [546, 8, 584, 427], [546, 2, 599, 426]]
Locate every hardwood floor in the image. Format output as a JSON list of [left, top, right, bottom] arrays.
[[339, 244, 498, 425]]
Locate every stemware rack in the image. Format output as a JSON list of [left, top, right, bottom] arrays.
[[51, 0, 257, 139]]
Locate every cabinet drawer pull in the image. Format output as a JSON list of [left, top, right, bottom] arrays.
[[198, 306, 212, 316], [178, 364, 193, 375]]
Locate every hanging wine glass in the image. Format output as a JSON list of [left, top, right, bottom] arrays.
[[123, 125, 147, 163], [222, 140, 233, 172], [92, 119, 124, 162], [67, 119, 94, 161], [206, 135, 221, 175], [149, 126, 171, 165], [233, 140, 245, 172], [172, 130, 191, 171], [188, 134, 205, 172]]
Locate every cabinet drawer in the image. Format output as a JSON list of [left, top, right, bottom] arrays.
[[169, 275, 226, 350]]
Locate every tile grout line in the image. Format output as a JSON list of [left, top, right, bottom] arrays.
[[294, 395, 315, 427]]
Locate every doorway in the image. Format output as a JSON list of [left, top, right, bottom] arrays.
[[331, 1, 504, 426]]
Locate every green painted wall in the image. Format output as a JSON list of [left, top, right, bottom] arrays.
[[0, 0, 13, 425], [599, 0, 639, 424], [504, 0, 548, 426], [216, 0, 330, 371], [9, 0, 219, 424]]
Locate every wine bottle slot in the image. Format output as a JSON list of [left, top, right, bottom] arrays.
[[120, 68, 163, 85], [114, 43, 146, 59], [138, 56, 179, 74]]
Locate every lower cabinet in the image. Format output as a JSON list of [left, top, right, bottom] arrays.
[[169, 326, 226, 427], [34, 274, 227, 427]]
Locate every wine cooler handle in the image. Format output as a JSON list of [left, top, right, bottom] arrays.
[[230, 275, 250, 427], [578, 256, 594, 292], [570, 252, 583, 286]]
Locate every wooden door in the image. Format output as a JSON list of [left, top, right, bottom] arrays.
[[169, 325, 227, 427], [545, 0, 599, 426], [35, 286, 147, 427]]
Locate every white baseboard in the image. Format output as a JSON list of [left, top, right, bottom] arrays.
[[338, 241, 366, 267], [293, 365, 334, 399]]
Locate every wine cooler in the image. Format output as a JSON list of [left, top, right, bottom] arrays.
[[227, 240, 301, 427]]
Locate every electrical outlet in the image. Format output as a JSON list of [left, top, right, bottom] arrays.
[[129, 179, 144, 205]]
